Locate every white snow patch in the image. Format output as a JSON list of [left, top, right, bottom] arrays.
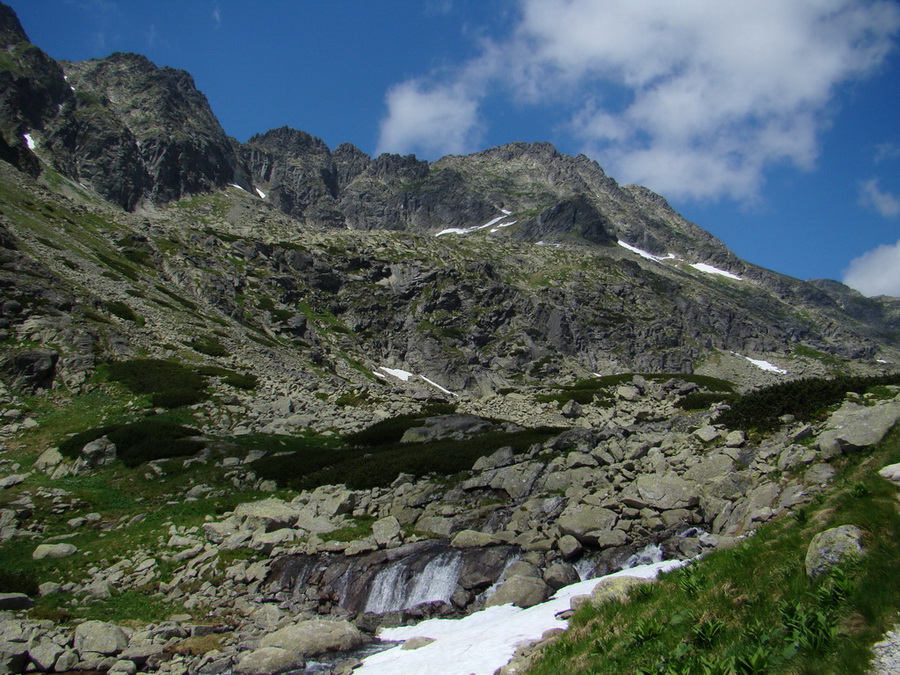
[[877, 359, 891, 364], [227, 183, 247, 192], [500, 208, 512, 215], [420, 375, 455, 397], [617, 240, 676, 263], [356, 559, 684, 675], [379, 367, 415, 382], [436, 214, 513, 237], [23, 133, 35, 150], [255, 187, 267, 199], [490, 220, 517, 233], [733, 352, 789, 375], [690, 262, 742, 280]]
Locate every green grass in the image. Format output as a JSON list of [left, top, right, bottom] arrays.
[[527, 426, 900, 675]]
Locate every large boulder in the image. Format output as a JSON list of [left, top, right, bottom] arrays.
[[556, 503, 617, 545], [233, 647, 304, 675], [259, 619, 364, 656], [73, 620, 128, 656], [0, 593, 32, 610], [817, 399, 900, 457], [486, 575, 551, 609], [233, 499, 300, 531], [32, 543, 77, 560], [625, 473, 699, 511], [805, 525, 864, 578], [590, 576, 654, 606]]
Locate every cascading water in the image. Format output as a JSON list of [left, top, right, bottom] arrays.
[[624, 543, 663, 568], [364, 550, 464, 614]]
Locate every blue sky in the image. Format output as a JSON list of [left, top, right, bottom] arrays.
[[8, 0, 900, 295]]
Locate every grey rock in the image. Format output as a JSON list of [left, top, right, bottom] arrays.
[[259, 619, 365, 656], [805, 525, 864, 578], [629, 473, 699, 511], [372, 515, 402, 548], [543, 563, 580, 590], [878, 463, 900, 485], [73, 620, 128, 656], [556, 504, 617, 545], [28, 639, 63, 671], [450, 529, 502, 548], [557, 534, 583, 561], [693, 425, 720, 443], [233, 647, 304, 675], [32, 543, 77, 560], [590, 576, 654, 606], [817, 399, 900, 456], [486, 575, 551, 609]]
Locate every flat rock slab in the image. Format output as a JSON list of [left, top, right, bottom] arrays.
[[818, 400, 900, 456], [260, 619, 364, 656]]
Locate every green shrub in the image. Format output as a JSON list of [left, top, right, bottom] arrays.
[[186, 336, 229, 357], [58, 425, 117, 459], [105, 300, 141, 324], [716, 374, 900, 431], [107, 419, 203, 467], [107, 359, 208, 408]]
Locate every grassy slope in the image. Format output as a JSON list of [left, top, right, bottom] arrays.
[[528, 426, 900, 675]]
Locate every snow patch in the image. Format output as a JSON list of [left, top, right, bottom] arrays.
[[377, 367, 456, 396], [255, 187, 267, 199], [500, 208, 512, 215], [489, 220, 516, 233], [690, 262, 742, 280], [357, 559, 685, 675], [733, 352, 789, 374], [23, 133, 35, 150], [617, 240, 675, 263], [227, 183, 247, 192], [378, 367, 414, 382], [436, 212, 517, 237]]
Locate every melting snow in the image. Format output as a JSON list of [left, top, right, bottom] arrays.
[[356, 559, 684, 675], [376, 367, 456, 395], [23, 133, 35, 150], [617, 240, 675, 263], [436, 212, 517, 237], [490, 220, 516, 233], [690, 262, 742, 280], [618, 241, 741, 281], [733, 352, 788, 374], [227, 183, 247, 192], [255, 187, 267, 199]]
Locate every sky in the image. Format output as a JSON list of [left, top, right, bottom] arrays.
[[7, 0, 900, 296]]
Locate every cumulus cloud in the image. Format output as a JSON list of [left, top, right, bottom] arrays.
[[377, 0, 900, 201], [859, 179, 900, 217], [376, 80, 483, 158], [843, 239, 900, 297]]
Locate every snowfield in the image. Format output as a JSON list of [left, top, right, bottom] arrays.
[[355, 560, 684, 675], [375, 367, 456, 396], [436, 213, 516, 237], [732, 352, 789, 374]]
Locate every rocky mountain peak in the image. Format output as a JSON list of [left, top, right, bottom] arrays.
[[246, 126, 332, 158], [0, 2, 27, 48]]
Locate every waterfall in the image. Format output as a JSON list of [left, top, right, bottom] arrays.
[[624, 543, 663, 568], [364, 550, 464, 614]]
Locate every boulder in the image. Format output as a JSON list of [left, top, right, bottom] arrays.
[[556, 504, 617, 545], [486, 575, 551, 609], [628, 473, 698, 511], [73, 620, 128, 656], [557, 534, 583, 561], [372, 516, 402, 548], [0, 593, 32, 610], [28, 639, 63, 671], [877, 462, 900, 486], [32, 543, 77, 560], [693, 426, 720, 443], [817, 400, 900, 456], [590, 576, 654, 606], [233, 499, 299, 531], [543, 563, 580, 590], [805, 525, 864, 578], [259, 619, 365, 656], [233, 647, 305, 675], [450, 530, 502, 548]]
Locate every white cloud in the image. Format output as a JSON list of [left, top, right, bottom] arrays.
[[377, 0, 900, 201], [376, 80, 483, 158], [859, 178, 900, 217], [875, 142, 900, 163], [212, 6, 222, 29], [843, 238, 900, 297]]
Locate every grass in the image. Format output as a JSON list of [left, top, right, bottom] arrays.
[[526, 425, 900, 675]]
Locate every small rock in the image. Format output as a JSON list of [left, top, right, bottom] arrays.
[[401, 637, 436, 651]]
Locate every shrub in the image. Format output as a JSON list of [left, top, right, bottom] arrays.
[[105, 300, 140, 323], [107, 359, 209, 408], [186, 336, 229, 357], [106, 419, 204, 467]]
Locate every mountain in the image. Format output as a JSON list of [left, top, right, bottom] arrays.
[[1, 5, 900, 674]]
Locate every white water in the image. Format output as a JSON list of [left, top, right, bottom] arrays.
[[624, 543, 663, 568], [364, 551, 463, 614]]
